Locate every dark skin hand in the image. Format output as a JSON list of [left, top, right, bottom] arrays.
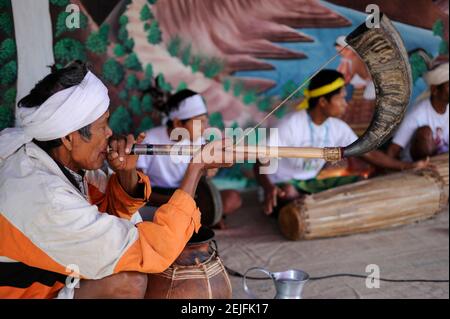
[[109, 137, 233, 199], [107, 133, 146, 198]]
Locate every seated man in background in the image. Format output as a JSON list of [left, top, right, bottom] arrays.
[[137, 89, 242, 229], [254, 69, 430, 216], [388, 62, 449, 161]]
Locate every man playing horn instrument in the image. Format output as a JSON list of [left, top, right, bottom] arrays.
[[0, 61, 231, 299], [255, 69, 431, 215]]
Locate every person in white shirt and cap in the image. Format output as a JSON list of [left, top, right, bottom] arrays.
[[137, 89, 242, 229], [335, 35, 376, 100], [0, 61, 230, 299], [388, 62, 449, 161]]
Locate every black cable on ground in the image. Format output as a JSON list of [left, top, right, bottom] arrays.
[[226, 266, 449, 283]]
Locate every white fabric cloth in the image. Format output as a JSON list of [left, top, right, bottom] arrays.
[[423, 62, 449, 86], [350, 74, 376, 100], [137, 126, 198, 188], [415, 63, 449, 103], [267, 110, 358, 183], [169, 94, 207, 120], [392, 99, 449, 161], [0, 143, 139, 280], [12, 0, 55, 105], [0, 71, 110, 161]]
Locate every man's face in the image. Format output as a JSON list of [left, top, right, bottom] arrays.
[[438, 81, 449, 102], [322, 87, 348, 118], [182, 114, 209, 142], [70, 111, 113, 171]]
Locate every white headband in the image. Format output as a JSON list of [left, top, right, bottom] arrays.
[[423, 62, 449, 86], [0, 71, 110, 160], [169, 94, 207, 120]]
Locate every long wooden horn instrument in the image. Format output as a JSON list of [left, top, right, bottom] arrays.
[[130, 14, 412, 161]]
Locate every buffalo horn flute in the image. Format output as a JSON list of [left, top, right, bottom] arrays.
[[129, 144, 343, 161]]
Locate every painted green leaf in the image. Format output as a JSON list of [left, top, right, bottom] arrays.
[[126, 74, 139, 90], [124, 53, 143, 71], [109, 106, 132, 134], [130, 95, 142, 115], [137, 116, 154, 133], [0, 12, 13, 35], [113, 44, 126, 57], [141, 94, 153, 112], [209, 112, 224, 130], [140, 5, 154, 21], [0, 60, 17, 85], [147, 20, 162, 44], [102, 59, 124, 86], [0, 38, 16, 63]]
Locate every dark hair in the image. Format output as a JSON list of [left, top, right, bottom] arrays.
[[154, 89, 201, 127], [308, 69, 345, 109], [18, 60, 92, 152]]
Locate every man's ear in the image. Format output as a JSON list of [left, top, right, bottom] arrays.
[[318, 96, 328, 108], [61, 133, 74, 151]]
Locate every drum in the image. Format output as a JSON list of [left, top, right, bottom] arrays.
[[194, 177, 223, 227], [430, 153, 448, 187], [142, 177, 223, 227], [145, 227, 232, 299], [278, 169, 448, 240]]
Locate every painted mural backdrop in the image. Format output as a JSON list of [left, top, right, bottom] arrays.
[[0, 0, 448, 183]]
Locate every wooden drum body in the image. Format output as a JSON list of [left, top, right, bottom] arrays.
[[430, 153, 448, 187], [145, 227, 232, 299], [279, 170, 448, 240]]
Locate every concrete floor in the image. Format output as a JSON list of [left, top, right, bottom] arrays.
[[214, 190, 449, 299]]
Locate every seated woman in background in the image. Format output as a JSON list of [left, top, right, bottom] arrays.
[[137, 89, 242, 229]]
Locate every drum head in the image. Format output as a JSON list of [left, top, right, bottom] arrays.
[[188, 226, 215, 244], [195, 177, 223, 227]]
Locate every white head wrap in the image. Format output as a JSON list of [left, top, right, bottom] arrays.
[[169, 94, 207, 120], [423, 62, 449, 86], [414, 62, 449, 104], [0, 71, 110, 160]]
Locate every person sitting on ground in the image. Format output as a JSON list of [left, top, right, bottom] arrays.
[[137, 89, 242, 229], [254, 69, 430, 216], [0, 61, 230, 299], [387, 62, 449, 161]]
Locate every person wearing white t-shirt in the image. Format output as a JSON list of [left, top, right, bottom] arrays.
[[255, 70, 430, 215], [388, 62, 449, 161], [137, 89, 242, 228]]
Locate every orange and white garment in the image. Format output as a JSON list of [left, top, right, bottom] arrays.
[[0, 142, 201, 298]]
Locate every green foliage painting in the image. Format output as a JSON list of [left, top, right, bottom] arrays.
[[140, 5, 154, 21], [49, 0, 69, 6], [147, 21, 162, 44], [0, 38, 16, 63], [410, 52, 430, 83], [109, 106, 132, 134], [137, 116, 154, 134], [86, 24, 110, 55], [124, 53, 143, 71], [0, 60, 17, 86], [54, 38, 86, 64], [0, 12, 13, 35], [102, 59, 124, 86]]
